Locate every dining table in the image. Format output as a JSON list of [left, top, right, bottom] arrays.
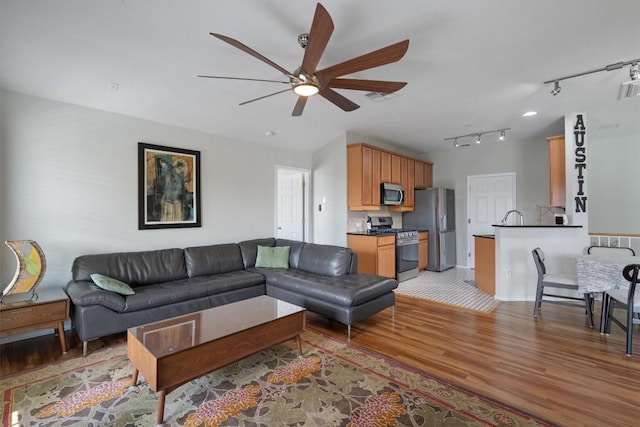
[[576, 252, 640, 333]]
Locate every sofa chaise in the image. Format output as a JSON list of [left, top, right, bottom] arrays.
[[65, 238, 398, 355]]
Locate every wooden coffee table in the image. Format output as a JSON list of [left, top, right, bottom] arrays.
[[127, 295, 306, 425]]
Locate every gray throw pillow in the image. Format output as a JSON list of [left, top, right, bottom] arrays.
[[255, 245, 290, 268], [90, 273, 135, 295]]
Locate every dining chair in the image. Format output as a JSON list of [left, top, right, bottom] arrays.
[[587, 245, 635, 256], [532, 248, 594, 327], [604, 263, 640, 356]]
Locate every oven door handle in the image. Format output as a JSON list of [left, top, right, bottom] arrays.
[[396, 239, 419, 247]]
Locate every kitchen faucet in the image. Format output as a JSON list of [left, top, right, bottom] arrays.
[[501, 209, 524, 226]]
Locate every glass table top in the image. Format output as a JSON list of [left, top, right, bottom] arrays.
[[128, 295, 305, 358]]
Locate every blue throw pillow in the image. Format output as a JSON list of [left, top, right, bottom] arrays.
[[90, 273, 135, 295], [255, 245, 290, 268]]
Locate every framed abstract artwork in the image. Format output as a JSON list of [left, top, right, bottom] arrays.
[[138, 143, 201, 230]]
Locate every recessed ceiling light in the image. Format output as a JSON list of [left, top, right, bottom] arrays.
[[522, 111, 537, 117]]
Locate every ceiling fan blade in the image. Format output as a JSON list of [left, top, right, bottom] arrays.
[[300, 3, 334, 75], [317, 39, 410, 83], [292, 97, 308, 116], [328, 78, 407, 93], [239, 88, 292, 106], [210, 33, 294, 78], [319, 88, 360, 112], [197, 75, 289, 84]]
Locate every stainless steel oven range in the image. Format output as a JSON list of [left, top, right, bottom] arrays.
[[369, 216, 419, 282]]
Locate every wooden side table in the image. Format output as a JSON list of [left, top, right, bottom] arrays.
[[0, 287, 70, 353]]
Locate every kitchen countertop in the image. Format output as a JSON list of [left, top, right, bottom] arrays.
[[492, 224, 583, 228], [474, 234, 495, 239], [347, 229, 429, 236]]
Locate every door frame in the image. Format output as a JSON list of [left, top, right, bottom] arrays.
[[466, 172, 516, 268], [275, 166, 311, 242]]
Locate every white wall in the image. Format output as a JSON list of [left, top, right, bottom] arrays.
[[424, 138, 549, 268], [0, 90, 312, 289], [588, 132, 639, 234], [311, 134, 348, 246]]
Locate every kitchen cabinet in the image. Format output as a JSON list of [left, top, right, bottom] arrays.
[[474, 235, 495, 296], [347, 144, 381, 211], [391, 154, 402, 184], [347, 143, 433, 212], [547, 135, 566, 207], [347, 234, 396, 279], [418, 231, 428, 270], [389, 157, 414, 212]]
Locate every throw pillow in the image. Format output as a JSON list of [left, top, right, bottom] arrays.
[[255, 245, 290, 268], [90, 273, 135, 295]]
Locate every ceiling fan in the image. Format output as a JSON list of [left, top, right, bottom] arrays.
[[198, 3, 409, 116]]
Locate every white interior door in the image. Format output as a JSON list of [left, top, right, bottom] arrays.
[[276, 168, 307, 241], [467, 173, 515, 268]]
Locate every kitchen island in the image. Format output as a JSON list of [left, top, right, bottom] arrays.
[[493, 225, 588, 301]]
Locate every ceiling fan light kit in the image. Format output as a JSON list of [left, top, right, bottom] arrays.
[[199, 3, 409, 116]]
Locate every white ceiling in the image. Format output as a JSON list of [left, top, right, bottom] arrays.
[[1, 0, 639, 154]]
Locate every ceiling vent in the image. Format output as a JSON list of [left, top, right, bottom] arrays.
[[618, 80, 640, 100], [365, 92, 399, 102]]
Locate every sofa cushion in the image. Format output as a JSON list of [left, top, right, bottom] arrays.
[[184, 244, 245, 278], [72, 248, 187, 286], [122, 271, 265, 313], [255, 245, 290, 268], [276, 239, 306, 269], [90, 273, 135, 295], [238, 238, 276, 268], [66, 280, 127, 312], [258, 268, 398, 306], [297, 243, 353, 277]]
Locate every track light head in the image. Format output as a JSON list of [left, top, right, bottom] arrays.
[[630, 63, 640, 81], [476, 134, 482, 144], [500, 130, 506, 140], [551, 80, 561, 96], [453, 138, 459, 148]]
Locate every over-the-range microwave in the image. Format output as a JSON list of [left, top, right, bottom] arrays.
[[380, 182, 404, 206]]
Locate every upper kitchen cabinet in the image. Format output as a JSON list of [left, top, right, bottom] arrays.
[[347, 143, 433, 212], [414, 161, 433, 189], [547, 135, 566, 207], [389, 157, 414, 212], [347, 144, 381, 211]]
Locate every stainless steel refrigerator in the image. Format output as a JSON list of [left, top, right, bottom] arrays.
[[403, 187, 456, 271]]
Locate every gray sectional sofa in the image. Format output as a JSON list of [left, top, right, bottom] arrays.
[[65, 238, 398, 355]]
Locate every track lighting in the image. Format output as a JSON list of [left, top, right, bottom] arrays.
[[444, 128, 510, 148], [630, 63, 640, 81], [543, 57, 640, 95]]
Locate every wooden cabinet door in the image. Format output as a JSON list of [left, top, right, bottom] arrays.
[[377, 241, 396, 278], [380, 151, 391, 183], [361, 145, 374, 206], [405, 159, 415, 208], [371, 149, 381, 205], [418, 232, 428, 270], [391, 154, 402, 184], [347, 144, 381, 211], [424, 163, 433, 188], [414, 161, 426, 189], [547, 136, 566, 207]]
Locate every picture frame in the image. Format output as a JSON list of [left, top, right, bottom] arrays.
[[138, 143, 201, 230]]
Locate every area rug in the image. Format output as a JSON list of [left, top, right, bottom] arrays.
[[1, 330, 548, 426], [395, 269, 500, 313]]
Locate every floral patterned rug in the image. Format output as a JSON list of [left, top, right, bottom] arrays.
[[1, 330, 551, 426]]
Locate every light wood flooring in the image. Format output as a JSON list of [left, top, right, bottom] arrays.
[[1, 296, 638, 426]]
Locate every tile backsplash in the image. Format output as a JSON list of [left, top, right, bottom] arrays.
[[347, 209, 403, 232]]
